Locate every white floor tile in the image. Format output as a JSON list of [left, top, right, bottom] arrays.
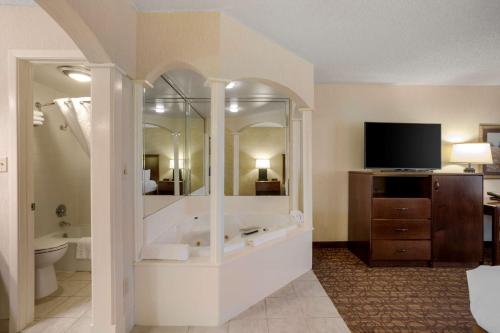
[[234, 301, 266, 319], [74, 285, 91, 297], [296, 271, 318, 281], [265, 296, 303, 318], [66, 272, 91, 282], [55, 272, 75, 282], [268, 283, 296, 298], [22, 318, 77, 333], [299, 297, 340, 318], [293, 280, 327, 297], [35, 297, 69, 319], [267, 317, 309, 333], [149, 327, 188, 333], [188, 323, 228, 333], [47, 297, 90, 318], [65, 316, 91, 333], [228, 319, 267, 333], [306, 318, 350, 333], [55, 281, 90, 297]]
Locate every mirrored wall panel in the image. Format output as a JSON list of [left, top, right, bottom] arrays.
[[143, 70, 209, 216], [224, 81, 289, 196]]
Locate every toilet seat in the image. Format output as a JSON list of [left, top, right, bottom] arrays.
[[35, 237, 68, 254]]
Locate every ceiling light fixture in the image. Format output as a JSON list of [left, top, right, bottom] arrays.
[[226, 81, 236, 89], [58, 66, 91, 83], [229, 103, 239, 113], [155, 103, 166, 113]]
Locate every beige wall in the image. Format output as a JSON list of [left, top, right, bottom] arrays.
[[0, 5, 79, 321], [143, 127, 175, 181], [225, 127, 286, 195], [37, 0, 137, 76], [137, 12, 221, 81], [33, 82, 90, 238], [313, 84, 500, 241]]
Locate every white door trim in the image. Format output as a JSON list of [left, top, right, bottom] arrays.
[[6, 49, 85, 333]]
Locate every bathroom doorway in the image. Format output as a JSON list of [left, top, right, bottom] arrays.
[[29, 62, 92, 331]]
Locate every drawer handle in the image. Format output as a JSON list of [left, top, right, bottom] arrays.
[[395, 228, 409, 232], [396, 249, 408, 253], [395, 207, 409, 211]]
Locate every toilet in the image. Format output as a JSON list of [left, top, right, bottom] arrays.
[[35, 236, 69, 299]]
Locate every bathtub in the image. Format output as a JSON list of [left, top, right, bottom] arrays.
[[54, 224, 92, 272], [142, 213, 299, 261]]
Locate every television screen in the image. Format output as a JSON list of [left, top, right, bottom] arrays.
[[364, 122, 441, 170]]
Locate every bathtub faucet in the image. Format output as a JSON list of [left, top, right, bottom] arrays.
[[59, 221, 71, 227]]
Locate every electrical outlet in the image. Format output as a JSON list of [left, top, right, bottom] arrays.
[[0, 157, 7, 173]]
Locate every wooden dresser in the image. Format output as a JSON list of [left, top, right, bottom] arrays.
[[158, 180, 184, 195], [255, 180, 281, 195], [348, 171, 483, 266]]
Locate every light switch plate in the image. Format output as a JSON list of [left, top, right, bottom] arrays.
[[0, 157, 7, 173]]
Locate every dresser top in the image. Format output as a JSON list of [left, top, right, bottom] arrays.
[[349, 170, 483, 177]]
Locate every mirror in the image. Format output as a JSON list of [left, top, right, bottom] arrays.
[[143, 70, 208, 216], [224, 81, 289, 196]]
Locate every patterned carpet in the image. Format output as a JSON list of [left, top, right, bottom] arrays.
[[312, 248, 475, 333]]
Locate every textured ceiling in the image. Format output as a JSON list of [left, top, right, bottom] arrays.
[[5, 0, 500, 84], [132, 0, 500, 85]]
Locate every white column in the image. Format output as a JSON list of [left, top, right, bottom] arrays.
[[300, 108, 313, 229], [134, 81, 146, 261], [90, 64, 126, 333], [291, 118, 301, 211], [233, 132, 240, 196], [173, 132, 180, 196], [204, 133, 210, 195], [207, 78, 229, 264]]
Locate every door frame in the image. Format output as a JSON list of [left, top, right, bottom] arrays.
[[7, 49, 86, 333]]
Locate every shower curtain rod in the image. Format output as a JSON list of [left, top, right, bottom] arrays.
[[35, 100, 91, 109]]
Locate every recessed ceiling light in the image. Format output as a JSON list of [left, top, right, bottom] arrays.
[[155, 103, 166, 113], [58, 66, 91, 83], [229, 103, 239, 113], [226, 81, 236, 89]]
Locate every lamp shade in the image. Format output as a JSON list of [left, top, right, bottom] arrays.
[[255, 159, 270, 169], [450, 143, 493, 164], [169, 159, 184, 169]]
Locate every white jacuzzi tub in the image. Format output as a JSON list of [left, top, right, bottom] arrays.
[[142, 213, 299, 260]]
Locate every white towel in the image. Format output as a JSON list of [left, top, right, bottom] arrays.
[[290, 210, 304, 224], [76, 237, 91, 259], [33, 120, 44, 127], [34, 110, 44, 117], [33, 115, 44, 122], [142, 243, 189, 261]]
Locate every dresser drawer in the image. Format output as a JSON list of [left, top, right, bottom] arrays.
[[372, 219, 431, 240], [372, 198, 431, 219], [372, 240, 431, 260]]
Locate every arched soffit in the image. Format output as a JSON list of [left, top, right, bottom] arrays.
[[143, 122, 175, 135], [237, 122, 285, 133], [35, 0, 111, 65], [145, 60, 210, 87], [233, 77, 309, 109]]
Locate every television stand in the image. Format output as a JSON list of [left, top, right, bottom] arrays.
[[348, 171, 483, 267], [378, 169, 434, 173]]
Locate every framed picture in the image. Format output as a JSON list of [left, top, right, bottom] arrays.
[[480, 124, 500, 178]]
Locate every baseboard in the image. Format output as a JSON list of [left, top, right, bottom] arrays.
[[312, 241, 349, 248]]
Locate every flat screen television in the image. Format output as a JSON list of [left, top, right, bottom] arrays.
[[364, 122, 441, 170]]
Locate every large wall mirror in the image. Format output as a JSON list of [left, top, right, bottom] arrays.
[[143, 69, 209, 216], [224, 81, 289, 196]]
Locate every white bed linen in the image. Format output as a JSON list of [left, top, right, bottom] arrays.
[[143, 179, 157, 193], [467, 265, 500, 332]]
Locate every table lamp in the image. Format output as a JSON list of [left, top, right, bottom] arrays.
[[450, 143, 493, 173], [256, 159, 270, 181]]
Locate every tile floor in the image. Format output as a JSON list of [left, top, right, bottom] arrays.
[[132, 270, 350, 333], [23, 270, 350, 333], [22, 271, 92, 333]]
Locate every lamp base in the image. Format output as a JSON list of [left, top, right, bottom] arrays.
[[464, 163, 476, 173], [258, 168, 268, 181]]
